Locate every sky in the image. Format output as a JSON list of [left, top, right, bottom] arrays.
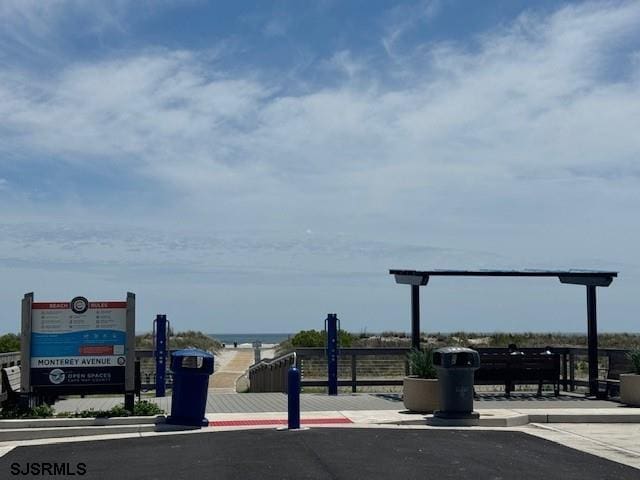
[[1, 0, 639, 334]]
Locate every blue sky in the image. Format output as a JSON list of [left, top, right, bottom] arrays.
[[1, 0, 639, 334]]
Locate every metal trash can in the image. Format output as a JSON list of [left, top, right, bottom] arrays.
[[433, 347, 480, 422], [167, 349, 214, 427]]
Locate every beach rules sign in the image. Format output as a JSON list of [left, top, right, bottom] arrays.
[[21, 293, 135, 396]]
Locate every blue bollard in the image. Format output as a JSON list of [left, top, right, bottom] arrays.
[[288, 367, 301, 429], [325, 313, 339, 396], [154, 314, 168, 397]]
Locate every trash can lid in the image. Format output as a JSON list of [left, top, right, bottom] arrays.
[[171, 348, 214, 358], [433, 346, 480, 368]]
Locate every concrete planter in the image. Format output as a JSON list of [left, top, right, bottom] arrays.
[[620, 374, 640, 406], [402, 377, 440, 413]]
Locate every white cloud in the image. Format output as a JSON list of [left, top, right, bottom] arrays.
[[262, 13, 292, 38], [381, 0, 441, 57], [0, 2, 638, 240], [1, 1, 640, 330]]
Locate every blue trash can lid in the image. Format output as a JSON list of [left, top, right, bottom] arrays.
[[171, 348, 214, 358]]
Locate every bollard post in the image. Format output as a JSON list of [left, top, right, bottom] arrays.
[[154, 314, 168, 397], [325, 313, 339, 395], [288, 366, 301, 429]]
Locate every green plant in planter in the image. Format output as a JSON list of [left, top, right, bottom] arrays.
[[407, 348, 437, 379], [627, 348, 640, 374]]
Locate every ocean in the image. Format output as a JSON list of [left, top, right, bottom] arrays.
[[208, 333, 291, 345]]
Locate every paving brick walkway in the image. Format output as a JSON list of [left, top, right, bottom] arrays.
[[52, 392, 403, 414], [208, 349, 255, 393], [51, 391, 622, 415]]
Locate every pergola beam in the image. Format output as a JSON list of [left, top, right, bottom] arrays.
[[390, 269, 618, 397]]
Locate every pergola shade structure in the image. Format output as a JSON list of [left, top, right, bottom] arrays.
[[389, 269, 618, 397]]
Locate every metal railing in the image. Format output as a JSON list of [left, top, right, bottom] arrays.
[[296, 347, 410, 392], [248, 346, 633, 394], [134, 349, 177, 390], [0, 352, 21, 369], [248, 352, 297, 393], [3, 345, 632, 395]]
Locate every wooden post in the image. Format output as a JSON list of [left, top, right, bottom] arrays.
[[569, 353, 575, 392], [351, 354, 357, 393]]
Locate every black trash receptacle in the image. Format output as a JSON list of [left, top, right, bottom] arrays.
[[167, 349, 214, 427], [433, 347, 480, 421]]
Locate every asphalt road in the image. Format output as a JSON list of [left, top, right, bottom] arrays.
[[2, 428, 638, 479]]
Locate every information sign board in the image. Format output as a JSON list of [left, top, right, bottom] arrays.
[[29, 296, 128, 388]]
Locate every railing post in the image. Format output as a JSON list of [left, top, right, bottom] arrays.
[[351, 354, 357, 393], [569, 353, 575, 392], [325, 313, 339, 396], [288, 366, 301, 429], [153, 314, 168, 397], [562, 352, 568, 391]]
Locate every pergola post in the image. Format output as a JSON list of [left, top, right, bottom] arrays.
[[392, 269, 617, 399], [411, 285, 420, 350], [586, 286, 599, 397], [392, 274, 429, 350]]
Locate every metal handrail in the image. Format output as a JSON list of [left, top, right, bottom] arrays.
[[248, 351, 297, 393], [249, 351, 296, 372]]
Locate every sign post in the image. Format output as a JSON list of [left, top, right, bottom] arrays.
[[22, 293, 135, 408]]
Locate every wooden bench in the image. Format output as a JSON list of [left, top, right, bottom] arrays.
[[475, 352, 560, 397], [603, 352, 632, 398], [1, 365, 21, 405]]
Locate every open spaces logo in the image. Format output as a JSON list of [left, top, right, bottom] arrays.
[[48, 369, 65, 385]]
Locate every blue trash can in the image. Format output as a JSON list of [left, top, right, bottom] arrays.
[[167, 349, 214, 427]]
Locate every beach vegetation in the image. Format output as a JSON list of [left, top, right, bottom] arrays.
[[136, 330, 221, 352], [407, 348, 437, 379], [277, 329, 355, 351], [627, 348, 640, 375], [0, 333, 20, 353]]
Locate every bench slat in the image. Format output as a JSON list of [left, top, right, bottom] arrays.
[[474, 352, 560, 396]]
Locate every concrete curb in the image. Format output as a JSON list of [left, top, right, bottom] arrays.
[[385, 414, 529, 428], [0, 415, 166, 429], [0, 424, 155, 441], [3, 409, 640, 442], [0, 422, 196, 442], [373, 409, 640, 428], [529, 413, 640, 423]]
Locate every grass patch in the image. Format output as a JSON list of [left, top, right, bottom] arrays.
[[1, 400, 164, 419], [0, 403, 55, 419], [57, 400, 165, 418]]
